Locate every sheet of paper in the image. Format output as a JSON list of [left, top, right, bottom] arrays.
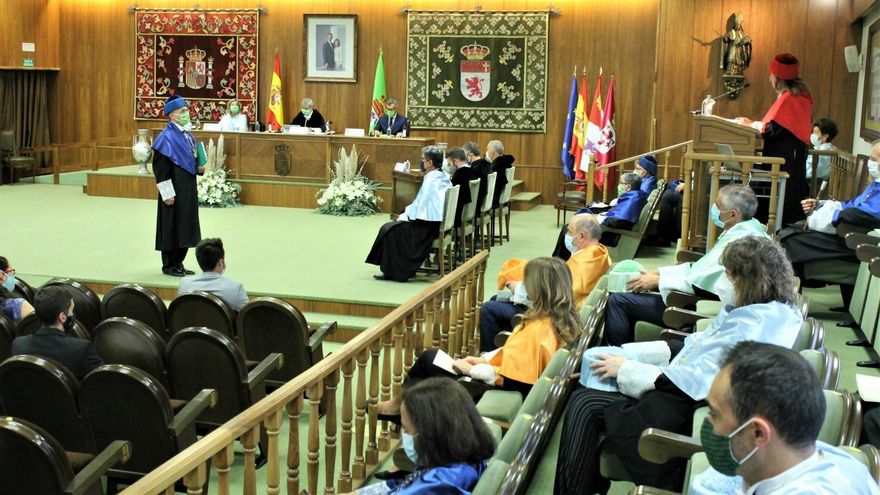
[[432, 349, 458, 375], [857, 374, 880, 402], [590, 201, 609, 209], [157, 179, 176, 201], [394, 162, 408, 172]]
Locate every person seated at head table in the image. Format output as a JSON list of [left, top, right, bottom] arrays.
[[218, 100, 248, 132], [806, 117, 838, 185], [553, 236, 804, 495], [0, 256, 34, 324], [178, 238, 249, 312], [601, 184, 768, 346], [634, 154, 659, 195], [550, 173, 647, 260], [372, 98, 408, 137], [289, 97, 327, 131], [376, 257, 581, 421], [462, 141, 491, 210], [11, 287, 104, 379], [345, 378, 496, 494], [690, 341, 880, 495], [484, 140, 515, 209], [778, 138, 880, 306], [481, 214, 610, 352], [366, 146, 451, 282]]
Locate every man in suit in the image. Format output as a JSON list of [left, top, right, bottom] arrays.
[[445, 147, 480, 228], [178, 238, 249, 311], [322, 32, 335, 69], [486, 140, 515, 208], [463, 141, 491, 210], [372, 98, 408, 137], [11, 287, 103, 379]]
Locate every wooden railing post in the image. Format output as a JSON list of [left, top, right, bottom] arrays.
[[212, 445, 234, 495], [423, 298, 436, 350], [339, 358, 355, 493], [287, 396, 303, 494], [432, 296, 442, 348], [324, 370, 339, 495], [405, 313, 417, 372], [264, 409, 283, 495], [393, 322, 405, 398], [456, 276, 468, 357], [448, 284, 461, 357], [366, 340, 381, 466], [183, 462, 206, 495], [353, 350, 369, 480], [379, 330, 393, 451], [241, 425, 260, 495], [308, 382, 324, 495]]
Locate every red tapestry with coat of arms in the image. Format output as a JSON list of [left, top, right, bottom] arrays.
[[134, 10, 259, 122]]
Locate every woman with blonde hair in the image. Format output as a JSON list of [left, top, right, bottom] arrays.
[[377, 256, 580, 419], [218, 99, 248, 131]]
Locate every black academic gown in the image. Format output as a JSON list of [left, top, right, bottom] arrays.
[[491, 155, 516, 208], [761, 121, 808, 226], [451, 166, 480, 227], [290, 109, 326, 130], [154, 152, 201, 252], [470, 158, 492, 209]]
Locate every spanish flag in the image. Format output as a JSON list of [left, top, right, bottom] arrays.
[[266, 50, 284, 131]]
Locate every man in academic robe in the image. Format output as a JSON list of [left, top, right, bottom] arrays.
[[634, 155, 658, 195], [153, 95, 204, 277], [464, 141, 491, 210], [366, 146, 451, 282], [289, 97, 327, 130], [372, 98, 408, 137], [486, 140, 515, 209], [735, 52, 814, 225], [322, 32, 335, 69], [480, 213, 611, 351], [602, 184, 769, 346], [778, 140, 880, 303], [445, 147, 480, 228]]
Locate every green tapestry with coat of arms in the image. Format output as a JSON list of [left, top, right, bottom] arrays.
[[405, 12, 549, 133]]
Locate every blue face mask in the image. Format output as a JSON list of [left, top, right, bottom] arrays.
[[710, 204, 729, 229], [402, 432, 419, 465], [1, 273, 14, 292], [564, 233, 578, 254]]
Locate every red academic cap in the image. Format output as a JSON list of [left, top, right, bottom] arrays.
[[769, 53, 799, 81]]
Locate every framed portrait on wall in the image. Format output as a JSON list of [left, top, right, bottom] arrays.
[[862, 17, 880, 140], [303, 14, 357, 83]]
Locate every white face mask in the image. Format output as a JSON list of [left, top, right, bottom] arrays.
[[715, 275, 737, 308], [869, 159, 880, 182], [485, 152, 492, 162], [810, 134, 822, 147]]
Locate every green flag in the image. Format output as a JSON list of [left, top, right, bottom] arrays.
[[369, 48, 387, 133]]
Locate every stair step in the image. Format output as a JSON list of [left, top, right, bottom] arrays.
[[511, 191, 542, 211]]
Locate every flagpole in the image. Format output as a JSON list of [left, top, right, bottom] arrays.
[[572, 65, 577, 77]]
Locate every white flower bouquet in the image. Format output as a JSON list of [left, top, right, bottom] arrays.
[[316, 145, 382, 216], [197, 135, 241, 208]]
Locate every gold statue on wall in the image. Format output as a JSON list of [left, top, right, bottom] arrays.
[[720, 13, 751, 99]]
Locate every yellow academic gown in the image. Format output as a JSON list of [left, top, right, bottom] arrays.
[[567, 244, 611, 307], [489, 316, 560, 386]]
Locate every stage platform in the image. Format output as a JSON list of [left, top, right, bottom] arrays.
[[5, 182, 569, 342]]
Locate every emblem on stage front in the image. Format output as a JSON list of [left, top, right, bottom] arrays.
[[178, 47, 214, 90], [460, 43, 491, 102], [274, 144, 291, 176]]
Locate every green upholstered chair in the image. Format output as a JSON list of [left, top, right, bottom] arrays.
[[472, 459, 511, 495], [494, 413, 535, 463], [603, 181, 666, 262], [477, 350, 568, 425], [1, 129, 36, 184]]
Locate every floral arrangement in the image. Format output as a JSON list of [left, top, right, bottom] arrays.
[[316, 145, 383, 216], [197, 135, 241, 208]]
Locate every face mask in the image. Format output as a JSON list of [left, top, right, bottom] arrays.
[[386, 110, 396, 118], [63, 313, 77, 334], [1, 273, 15, 292], [485, 152, 492, 162], [302, 108, 312, 117], [564, 234, 578, 254], [810, 134, 822, 147], [617, 185, 627, 197], [715, 276, 736, 308], [177, 110, 191, 127], [419, 159, 427, 173], [710, 204, 730, 229], [229, 104, 240, 115], [444, 164, 456, 175], [402, 432, 419, 465], [700, 416, 758, 476], [869, 159, 880, 182]]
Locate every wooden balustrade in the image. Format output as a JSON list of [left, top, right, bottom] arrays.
[[120, 251, 488, 495]]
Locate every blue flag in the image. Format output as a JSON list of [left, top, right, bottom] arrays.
[[561, 74, 578, 179]]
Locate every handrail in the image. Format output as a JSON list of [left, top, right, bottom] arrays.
[[122, 250, 489, 494], [593, 140, 693, 171], [584, 140, 692, 203]]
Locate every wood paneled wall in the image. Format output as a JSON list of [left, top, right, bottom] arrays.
[[2, 0, 59, 67], [2, 0, 864, 203]]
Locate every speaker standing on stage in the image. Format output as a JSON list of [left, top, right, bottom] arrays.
[[153, 95, 204, 277], [734, 52, 813, 226]]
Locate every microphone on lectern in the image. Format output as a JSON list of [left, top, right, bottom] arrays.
[[690, 83, 751, 115]]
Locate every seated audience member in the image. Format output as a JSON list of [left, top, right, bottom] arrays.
[[805, 117, 838, 185], [349, 378, 495, 495], [378, 257, 580, 420], [554, 236, 803, 495], [463, 141, 491, 210], [366, 146, 451, 282], [372, 98, 408, 137], [289, 98, 327, 131], [445, 147, 480, 228], [690, 341, 880, 495], [634, 155, 659, 195], [779, 139, 880, 301], [0, 256, 34, 323], [647, 178, 686, 246], [218, 100, 248, 132], [481, 214, 609, 351], [486, 140, 515, 209], [603, 184, 767, 346], [178, 238, 248, 312], [11, 287, 103, 379]]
